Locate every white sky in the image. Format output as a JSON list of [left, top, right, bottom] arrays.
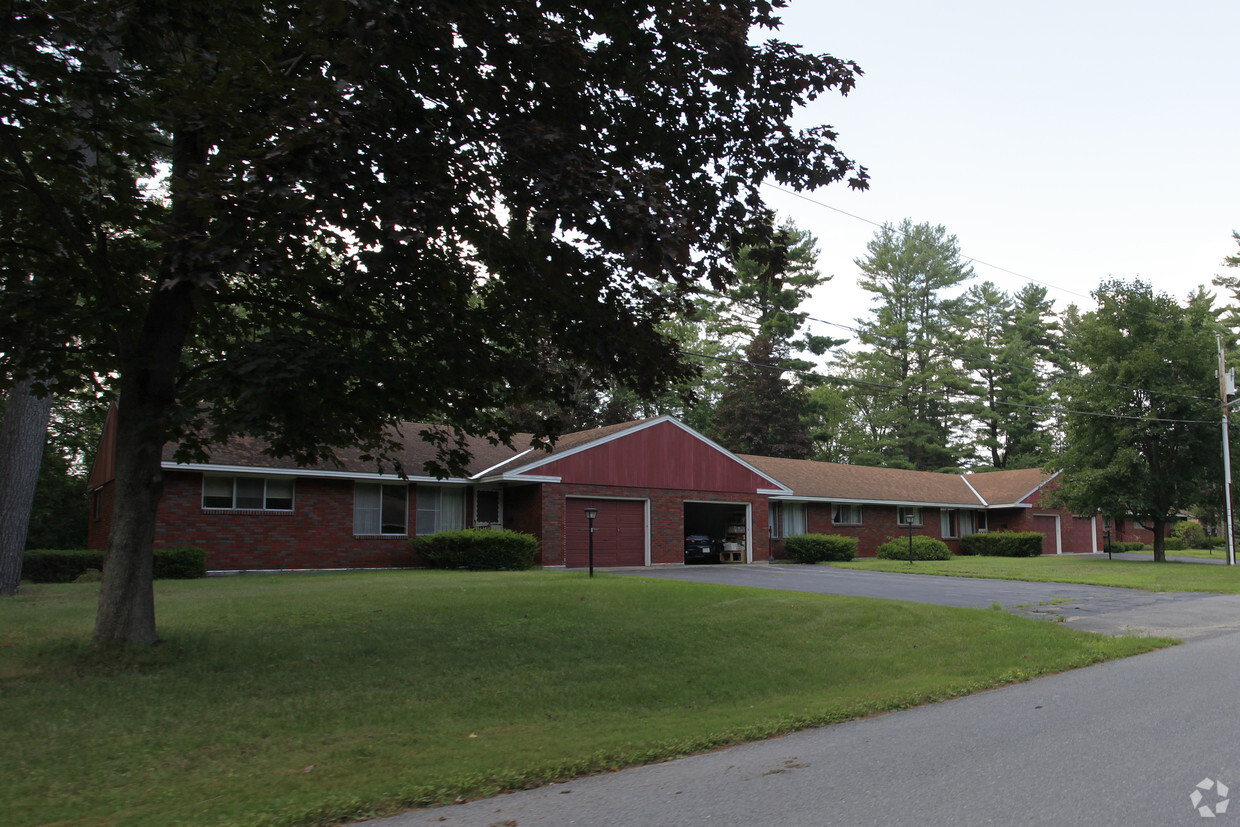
[[759, 0, 1240, 338]]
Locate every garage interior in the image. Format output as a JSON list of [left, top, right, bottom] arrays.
[[684, 502, 749, 563]]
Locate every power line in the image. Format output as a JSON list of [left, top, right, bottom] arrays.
[[760, 181, 1210, 330]]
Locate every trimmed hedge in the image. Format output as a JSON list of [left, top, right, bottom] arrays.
[[21, 547, 207, 583], [1163, 537, 1187, 551], [783, 534, 857, 563], [21, 549, 104, 583], [153, 546, 209, 579], [412, 529, 539, 570], [1102, 541, 1146, 553], [876, 535, 952, 561], [958, 532, 1043, 557]]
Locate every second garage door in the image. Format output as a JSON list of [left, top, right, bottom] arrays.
[[565, 498, 646, 567]]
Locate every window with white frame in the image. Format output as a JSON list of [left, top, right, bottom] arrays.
[[832, 503, 863, 526], [354, 483, 408, 535], [941, 509, 959, 538], [781, 502, 807, 537], [203, 476, 294, 511], [941, 509, 983, 538], [415, 485, 466, 535], [897, 506, 922, 526]]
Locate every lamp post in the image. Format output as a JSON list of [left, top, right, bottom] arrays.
[[584, 507, 598, 578], [902, 510, 915, 565]]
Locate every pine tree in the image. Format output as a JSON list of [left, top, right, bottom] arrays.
[[709, 336, 812, 458], [834, 219, 974, 471]]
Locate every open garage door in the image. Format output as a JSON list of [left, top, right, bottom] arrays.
[[565, 498, 646, 568]]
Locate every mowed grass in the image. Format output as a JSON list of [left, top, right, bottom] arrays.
[[836, 554, 1240, 592], [1, 571, 1170, 827]]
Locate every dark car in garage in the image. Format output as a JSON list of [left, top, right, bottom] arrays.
[[684, 534, 720, 564]]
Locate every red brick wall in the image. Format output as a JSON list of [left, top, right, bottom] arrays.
[[768, 502, 1099, 558], [801, 503, 962, 557], [153, 471, 418, 570], [529, 482, 770, 567]]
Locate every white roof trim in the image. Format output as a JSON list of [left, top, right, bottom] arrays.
[[959, 474, 988, 506], [163, 461, 471, 485], [1015, 468, 1061, 504], [479, 473, 562, 484], [768, 495, 987, 509], [470, 448, 535, 480], [500, 415, 793, 494]]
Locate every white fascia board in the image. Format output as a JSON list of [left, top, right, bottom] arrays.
[[766, 495, 985, 509], [162, 462, 471, 485], [959, 475, 988, 505], [984, 502, 1035, 510], [1016, 469, 1062, 504], [500, 416, 674, 475], [478, 473, 563, 484], [470, 448, 535, 480], [503, 415, 794, 494], [757, 488, 790, 495]]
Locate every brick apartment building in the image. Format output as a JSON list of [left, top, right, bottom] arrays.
[[88, 414, 1100, 570]]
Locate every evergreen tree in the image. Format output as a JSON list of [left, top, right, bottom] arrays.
[[834, 219, 974, 471], [959, 282, 1061, 468], [709, 336, 812, 458], [710, 219, 841, 370]]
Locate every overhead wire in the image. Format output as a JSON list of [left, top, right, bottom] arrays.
[[759, 180, 1218, 331]]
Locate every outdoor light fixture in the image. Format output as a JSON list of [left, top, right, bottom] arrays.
[[584, 507, 598, 577], [902, 510, 915, 565]]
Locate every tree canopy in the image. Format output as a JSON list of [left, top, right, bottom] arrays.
[[1, 0, 867, 643], [833, 219, 974, 470], [1055, 280, 1221, 561]]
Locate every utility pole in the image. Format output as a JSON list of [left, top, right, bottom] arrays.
[[1218, 336, 1237, 566]]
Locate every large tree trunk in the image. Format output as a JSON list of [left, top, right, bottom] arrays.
[[93, 121, 205, 647], [93, 279, 199, 646], [1151, 516, 1166, 563], [92, 395, 166, 646], [0, 378, 54, 596]]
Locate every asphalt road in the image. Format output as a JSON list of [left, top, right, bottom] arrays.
[[365, 562, 1240, 826], [618, 562, 1240, 641]]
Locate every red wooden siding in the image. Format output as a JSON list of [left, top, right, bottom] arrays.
[[532, 421, 774, 493]]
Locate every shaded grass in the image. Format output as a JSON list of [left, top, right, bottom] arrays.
[[835, 554, 1240, 592], [0, 570, 1171, 826]]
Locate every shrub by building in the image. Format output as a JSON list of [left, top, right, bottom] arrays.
[[958, 532, 1043, 557], [876, 535, 952, 561], [412, 529, 539, 570], [22, 547, 207, 583], [783, 534, 857, 563]]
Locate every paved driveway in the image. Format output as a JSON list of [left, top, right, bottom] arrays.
[[370, 563, 1240, 826], [619, 562, 1240, 641]]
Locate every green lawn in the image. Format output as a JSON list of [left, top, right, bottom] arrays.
[[0, 571, 1169, 827], [835, 554, 1240, 592], [1120, 547, 1228, 560]]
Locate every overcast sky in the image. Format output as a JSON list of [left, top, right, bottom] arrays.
[[758, 0, 1240, 340]]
